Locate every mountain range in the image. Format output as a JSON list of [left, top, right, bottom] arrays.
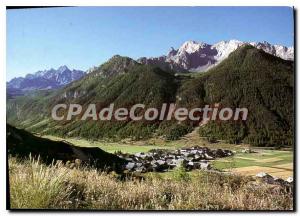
[[7, 66, 85, 95], [6, 40, 293, 94], [6, 44, 294, 147], [138, 40, 294, 72]]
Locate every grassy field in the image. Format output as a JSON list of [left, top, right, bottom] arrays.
[[42, 134, 245, 153], [8, 157, 293, 210], [213, 150, 293, 179], [42, 135, 183, 153]]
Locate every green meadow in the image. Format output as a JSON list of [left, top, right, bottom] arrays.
[[42, 135, 182, 154]]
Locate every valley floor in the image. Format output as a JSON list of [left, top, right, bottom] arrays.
[[42, 134, 293, 179]]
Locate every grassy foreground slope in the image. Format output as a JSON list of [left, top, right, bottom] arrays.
[[8, 157, 293, 210]]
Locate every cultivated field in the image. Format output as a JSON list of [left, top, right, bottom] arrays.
[[213, 150, 293, 179]]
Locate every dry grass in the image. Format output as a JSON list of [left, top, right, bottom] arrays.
[[8, 157, 293, 210], [228, 164, 293, 179]]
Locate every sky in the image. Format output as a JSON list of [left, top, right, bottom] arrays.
[[6, 6, 294, 81]]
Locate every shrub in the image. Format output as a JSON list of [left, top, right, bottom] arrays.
[[172, 162, 191, 181]]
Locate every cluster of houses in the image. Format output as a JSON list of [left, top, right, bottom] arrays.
[[117, 146, 234, 173]]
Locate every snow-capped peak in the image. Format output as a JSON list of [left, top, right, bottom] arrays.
[[178, 40, 208, 54], [212, 39, 244, 61]]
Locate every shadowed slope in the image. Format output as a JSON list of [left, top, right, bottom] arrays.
[[7, 124, 127, 171]]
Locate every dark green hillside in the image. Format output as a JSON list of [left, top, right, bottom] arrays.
[[7, 55, 182, 140], [178, 45, 294, 146], [7, 124, 126, 171], [50, 63, 180, 139], [7, 46, 294, 146]]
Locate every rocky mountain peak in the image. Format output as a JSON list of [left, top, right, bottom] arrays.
[[178, 40, 209, 54], [57, 65, 70, 72]]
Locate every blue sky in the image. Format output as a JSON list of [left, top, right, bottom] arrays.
[[7, 6, 294, 80]]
